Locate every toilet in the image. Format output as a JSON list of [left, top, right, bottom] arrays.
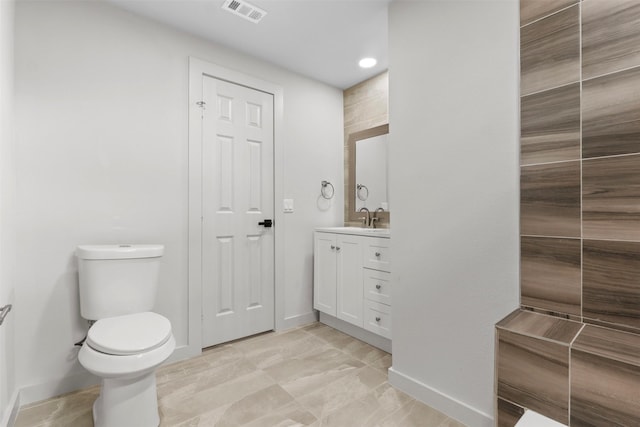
[[75, 244, 175, 427]]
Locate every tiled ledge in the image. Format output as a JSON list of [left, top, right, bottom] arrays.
[[495, 309, 640, 427]]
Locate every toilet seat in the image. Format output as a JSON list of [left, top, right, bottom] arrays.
[[87, 312, 172, 355]]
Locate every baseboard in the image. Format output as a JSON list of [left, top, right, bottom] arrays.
[[388, 367, 493, 427], [18, 344, 194, 407], [319, 312, 392, 353], [1, 389, 20, 427], [280, 311, 318, 331]]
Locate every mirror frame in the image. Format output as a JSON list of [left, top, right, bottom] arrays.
[[347, 123, 390, 225]]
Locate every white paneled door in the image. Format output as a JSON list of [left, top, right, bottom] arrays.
[[201, 75, 275, 347]]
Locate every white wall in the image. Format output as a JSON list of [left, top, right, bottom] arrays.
[[14, 0, 343, 403], [388, 1, 519, 426], [0, 0, 18, 424]]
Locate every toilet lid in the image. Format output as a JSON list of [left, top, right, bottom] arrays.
[[87, 312, 172, 356]]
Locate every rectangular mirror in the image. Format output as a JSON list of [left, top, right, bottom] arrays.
[[347, 124, 390, 224]]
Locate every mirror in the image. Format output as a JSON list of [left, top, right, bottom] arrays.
[[347, 124, 390, 224]]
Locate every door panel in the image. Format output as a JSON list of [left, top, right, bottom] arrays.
[[201, 76, 274, 347]]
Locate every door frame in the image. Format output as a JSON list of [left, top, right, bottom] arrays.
[[187, 57, 284, 354]]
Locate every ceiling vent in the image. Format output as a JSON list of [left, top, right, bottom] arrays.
[[222, 0, 267, 24]]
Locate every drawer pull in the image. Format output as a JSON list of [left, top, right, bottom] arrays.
[[375, 252, 381, 257], [375, 284, 382, 290], [375, 316, 381, 322]]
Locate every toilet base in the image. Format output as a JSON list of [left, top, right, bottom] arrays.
[[93, 370, 160, 427]]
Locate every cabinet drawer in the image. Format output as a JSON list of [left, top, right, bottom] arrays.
[[363, 300, 392, 339], [363, 239, 391, 272], [364, 269, 391, 306]]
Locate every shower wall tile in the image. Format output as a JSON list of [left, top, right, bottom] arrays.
[[496, 309, 582, 344], [520, 83, 580, 165], [496, 329, 570, 425], [582, 0, 640, 80], [583, 240, 640, 331], [497, 398, 524, 427], [520, 5, 580, 96], [571, 326, 640, 426], [521, 237, 581, 316], [583, 154, 640, 240], [520, 0, 579, 27], [583, 67, 640, 158], [573, 325, 640, 367], [520, 161, 581, 237]]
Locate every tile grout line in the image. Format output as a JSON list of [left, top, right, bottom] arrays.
[[520, 2, 580, 30], [574, 2, 584, 423]]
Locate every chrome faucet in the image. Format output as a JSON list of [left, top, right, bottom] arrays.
[[358, 207, 370, 228]]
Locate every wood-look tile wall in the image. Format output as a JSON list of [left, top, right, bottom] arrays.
[[343, 72, 388, 226], [519, 0, 640, 334], [502, 1, 640, 425]]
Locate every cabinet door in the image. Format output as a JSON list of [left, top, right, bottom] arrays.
[[336, 235, 364, 327], [313, 233, 337, 316]]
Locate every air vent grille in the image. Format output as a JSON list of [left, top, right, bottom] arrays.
[[222, 0, 267, 24]]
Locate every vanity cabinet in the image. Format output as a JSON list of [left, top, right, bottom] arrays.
[[313, 229, 391, 340], [313, 232, 363, 326]]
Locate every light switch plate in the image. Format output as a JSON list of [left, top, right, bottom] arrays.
[[283, 199, 294, 213]]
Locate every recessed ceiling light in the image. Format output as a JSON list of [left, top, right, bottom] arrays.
[[358, 58, 377, 69]]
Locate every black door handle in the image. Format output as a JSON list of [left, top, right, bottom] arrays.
[[258, 219, 273, 228]]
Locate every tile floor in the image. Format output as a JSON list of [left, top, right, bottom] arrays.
[[15, 322, 466, 427]]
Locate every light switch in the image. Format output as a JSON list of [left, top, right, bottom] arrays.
[[283, 199, 294, 213]]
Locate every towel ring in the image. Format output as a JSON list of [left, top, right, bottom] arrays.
[[356, 184, 369, 201], [321, 181, 334, 199]]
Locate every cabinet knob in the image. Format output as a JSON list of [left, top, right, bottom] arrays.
[[375, 317, 381, 322], [330, 245, 335, 250], [336, 247, 341, 251], [376, 284, 382, 290], [375, 252, 381, 257]]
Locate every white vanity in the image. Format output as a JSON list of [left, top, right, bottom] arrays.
[[313, 227, 391, 352]]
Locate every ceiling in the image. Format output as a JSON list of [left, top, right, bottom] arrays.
[[105, 0, 390, 89]]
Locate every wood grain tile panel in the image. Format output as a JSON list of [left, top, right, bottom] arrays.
[[583, 67, 640, 158], [497, 329, 570, 424], [520, 83, 580, 165], [583, 154, 640, 240], [520, 0, 579, 27], [583, 0, 640, 80], [521, 161, 581, 237], [573, 325, 640, 367], [521, 5, 580, 95], [521, 237, 581, 315], [497, 398, 524, 427], [496, 309, 582, 344], [583, 240, 640, 330], [571, 349, 640, 426]]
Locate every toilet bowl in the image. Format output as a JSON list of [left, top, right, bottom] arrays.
[[78, 312, 175, 427]]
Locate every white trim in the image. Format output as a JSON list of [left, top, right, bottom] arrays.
[[281, 311, 318, 331], [15, 344, 193, 408], [388, 367, 493, 427], [188, 57, 285, 357], [1, 389, 19, 427], [18, 371, 99, 407], [319, 312, 391, 353]]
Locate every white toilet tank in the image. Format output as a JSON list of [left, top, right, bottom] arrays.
[[76, 244, 164, 320]]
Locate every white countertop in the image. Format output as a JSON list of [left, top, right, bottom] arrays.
[[315, 226, 391, 238]]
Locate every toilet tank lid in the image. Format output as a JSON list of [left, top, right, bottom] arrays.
[[76, 244, 164, 260]]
